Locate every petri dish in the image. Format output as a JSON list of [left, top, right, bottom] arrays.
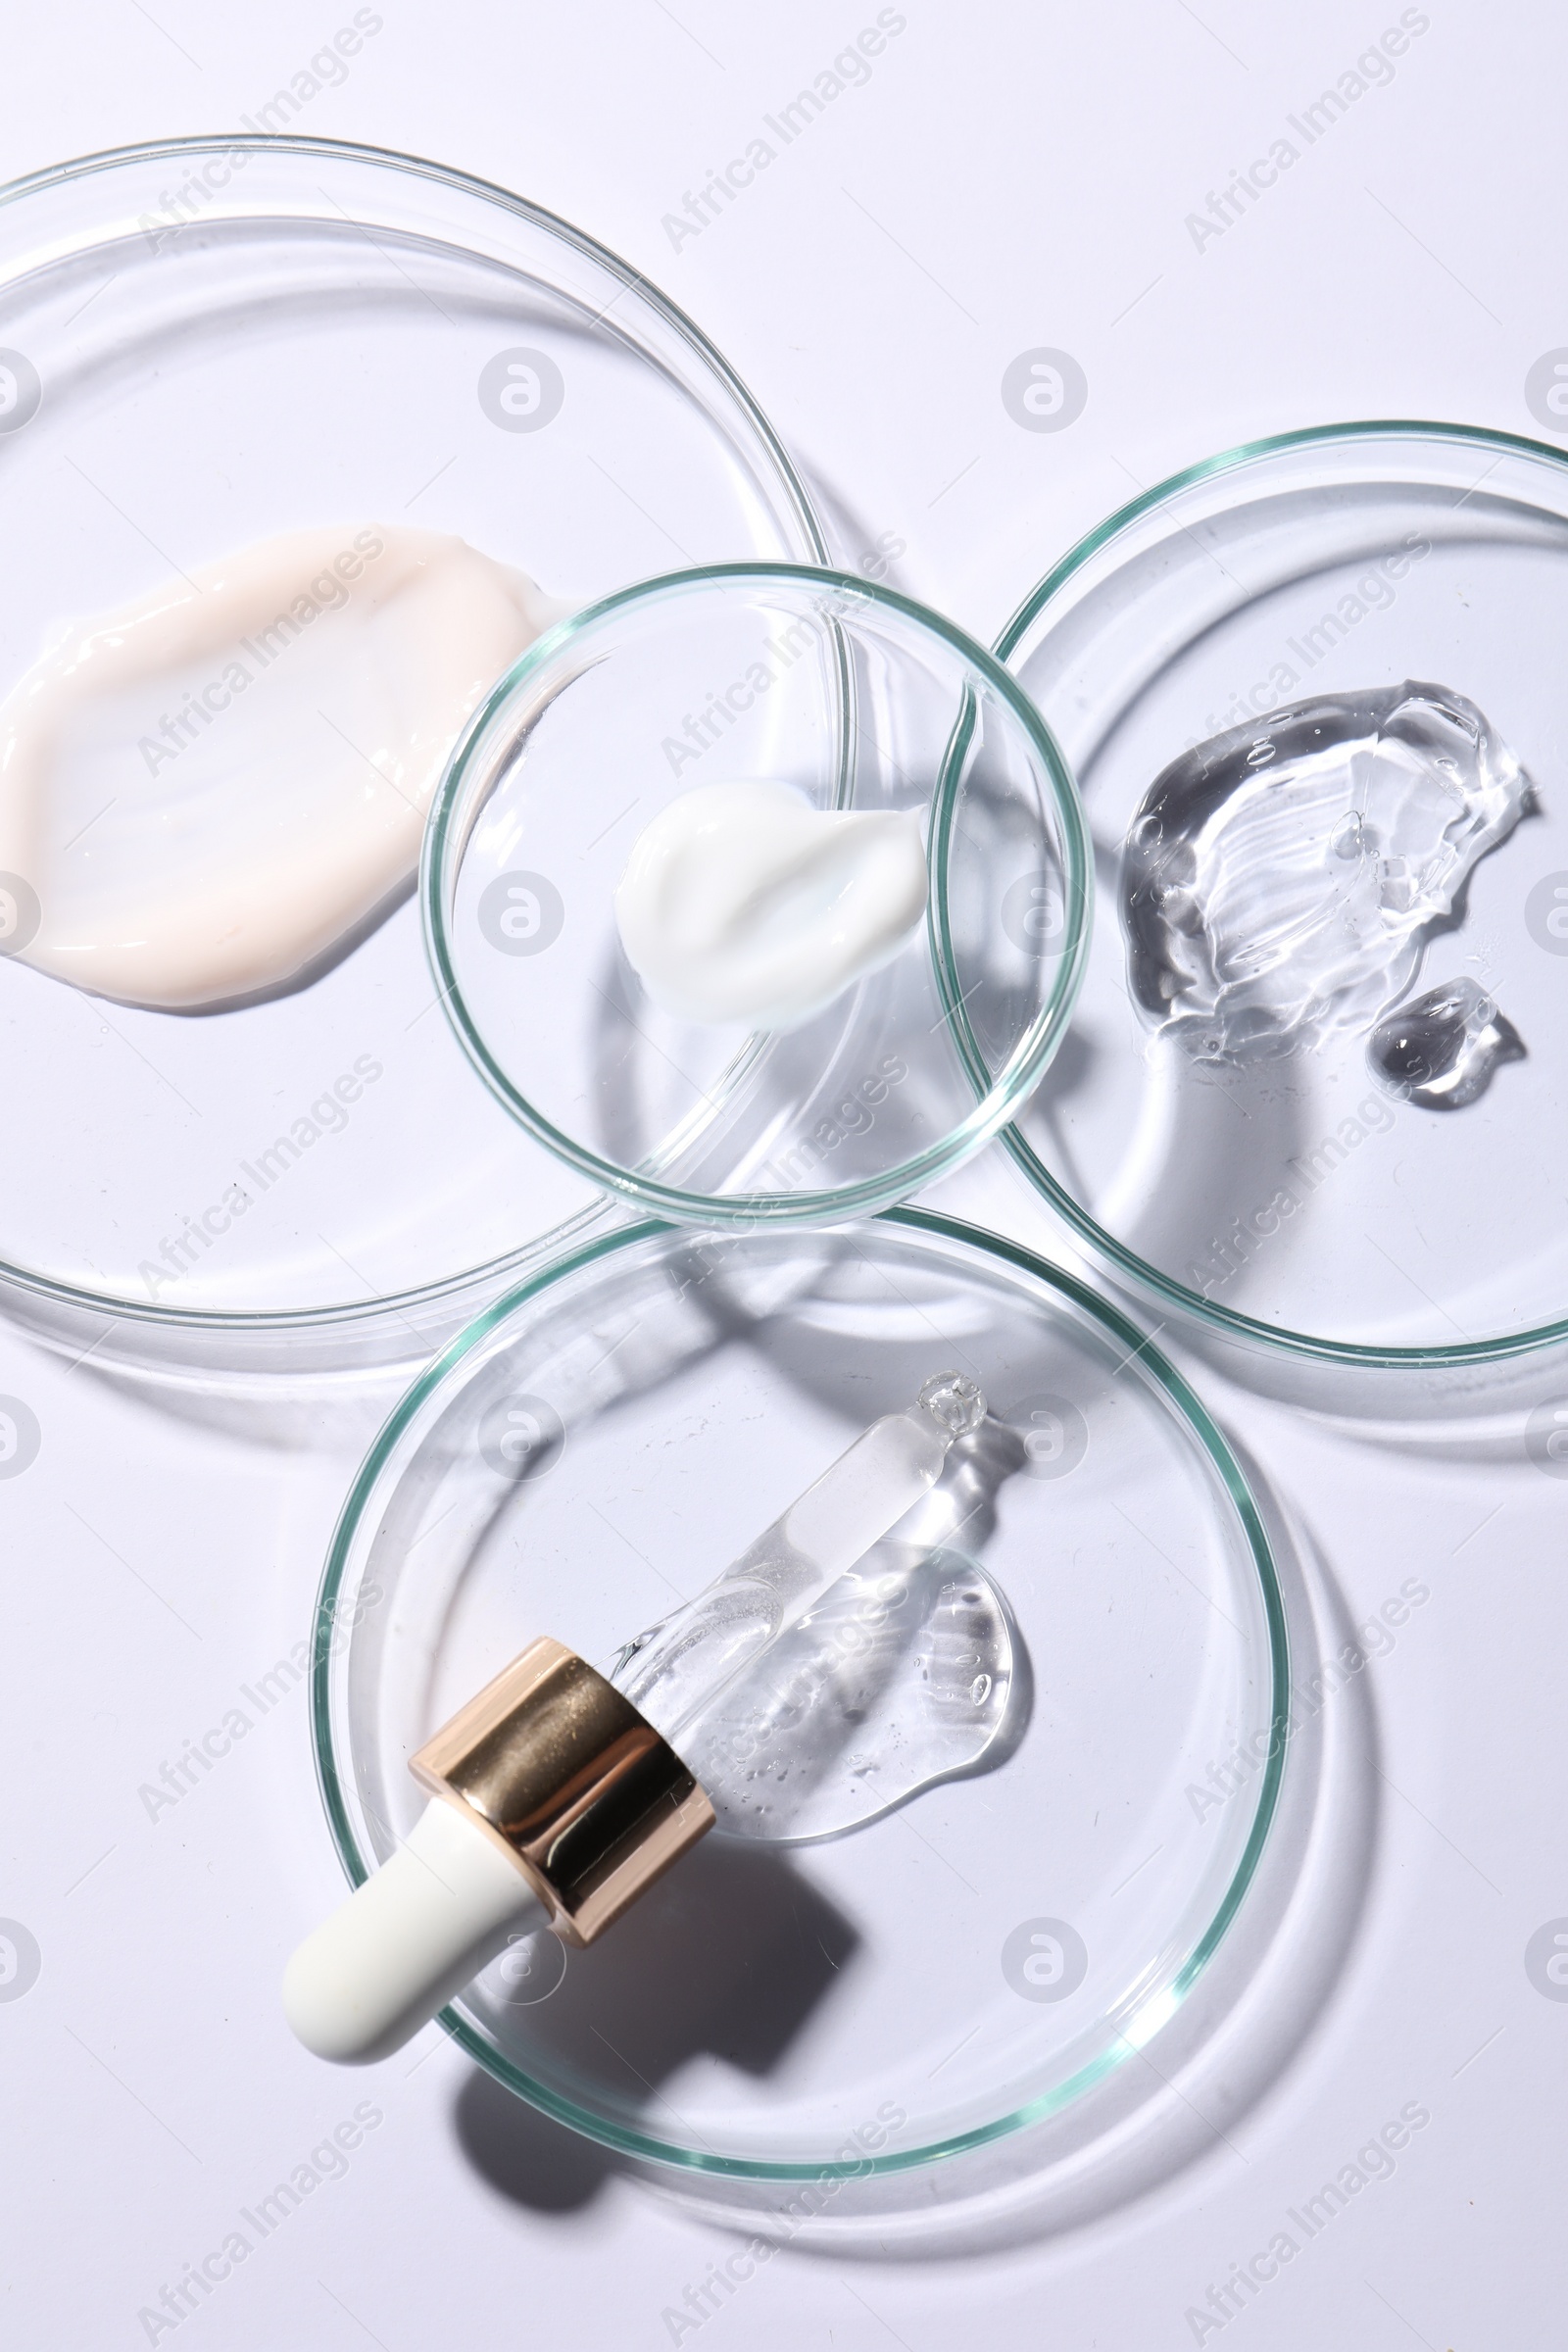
[[312, 1210, 1286, 2178], [0, 136, 825, 1382], [985, 423, 1568, 1392], [423, 564, 1090, 1228]]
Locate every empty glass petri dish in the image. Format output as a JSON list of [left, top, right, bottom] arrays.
[[423, 564, 1090, 1226], [312, 1211, 1286, 2178], [0, 137, 825, 1382], [984, 423, 1568, 1400]]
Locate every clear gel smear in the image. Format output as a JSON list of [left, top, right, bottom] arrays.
[[608, 1371, 1019, 1839], [677, 1540, 1018, 1843], [1122, 682, 1530, 1060]]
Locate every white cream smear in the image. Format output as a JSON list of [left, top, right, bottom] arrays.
[[613, 780, 929, 1030], [0, 525, 559, 1009]]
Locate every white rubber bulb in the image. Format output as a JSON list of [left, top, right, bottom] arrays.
[[282, 1797, 545, 2064]]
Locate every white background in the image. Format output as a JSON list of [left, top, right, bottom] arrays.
[[3, 4, 1565, 2346]]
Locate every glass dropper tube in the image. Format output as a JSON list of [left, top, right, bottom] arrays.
[[608, 1369, 987, 1745]]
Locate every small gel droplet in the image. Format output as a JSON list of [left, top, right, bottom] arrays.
[[1368, 976, 1525, 1110]]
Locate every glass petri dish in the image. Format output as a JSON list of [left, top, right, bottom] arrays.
[[0, 136, 825, 1381], [312, 1210, 1286, 2178], [986, 423, 1568, 1388], [423, 564, 1090, 1227]]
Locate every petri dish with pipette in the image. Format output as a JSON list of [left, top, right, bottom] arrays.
[[313, 1210, 1286, 2179]]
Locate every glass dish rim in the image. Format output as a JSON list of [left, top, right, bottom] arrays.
[[421, 561, 1095, 1228], [986, 416, 1568, 1370], [310, 1202, 1290, 2180], [0, 129, 829, 1336]]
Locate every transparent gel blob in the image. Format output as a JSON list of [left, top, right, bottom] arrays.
[[1122, 682, 1530, 1058], [605, 1372, 1023, 1844], [676, 1541, 1020, 1843], [1368, 976, 1525, 1109], [608, 1372, 986, 1745]]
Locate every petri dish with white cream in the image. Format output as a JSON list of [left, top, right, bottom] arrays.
[[424, 564, 1091, 1226], [0, 137, 826, 1386]]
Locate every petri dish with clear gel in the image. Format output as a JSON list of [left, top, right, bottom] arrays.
[[981, 423, 1568, 1406], [0, 137, 825, 1383], [423, 564, 1091, 1227], [312, 1211, 1286, 2179]]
